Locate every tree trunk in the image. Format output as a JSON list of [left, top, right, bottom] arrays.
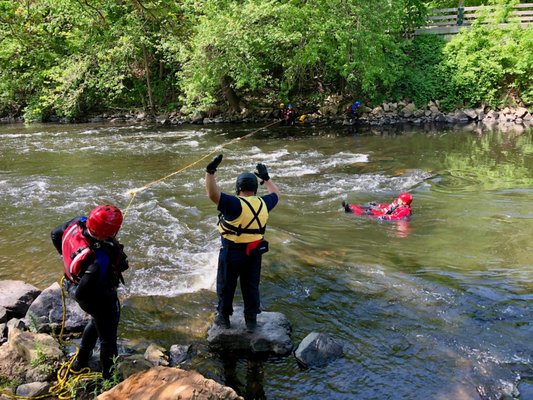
[[220, 75, 243, 113], [141, 43, 155, 115]]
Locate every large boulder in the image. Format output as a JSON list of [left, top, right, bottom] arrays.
[[97, 366, 243, 400], [294, 332, 344, 368], [8, 327, 63, 365], [0, 280, 41, 323], [207, 308, 292, 355], [24, 282, 89, 333]]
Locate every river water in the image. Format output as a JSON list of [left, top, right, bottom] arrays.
[[0, 122, 532, 399]]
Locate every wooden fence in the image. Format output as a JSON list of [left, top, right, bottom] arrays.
[[415, 2, 533, 36]]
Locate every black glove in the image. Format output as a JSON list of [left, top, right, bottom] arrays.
[[254, 163, 270, 184], [206, 154, 223, 174]]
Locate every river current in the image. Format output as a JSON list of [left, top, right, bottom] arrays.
[[0, 122, 532, 399]]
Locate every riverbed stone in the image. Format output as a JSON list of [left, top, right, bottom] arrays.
[[96, 366, 243, 400], [169, 344, 191, 366], [207, 308, 292, 355], [0, 280, 41, 323], [464, 108, 478, 119], [8, 327, 63, 365], [144, 343, 169, 366], [0, 341, 28, 383], [24, 282, 89, 333], [294, 332, 344, 368], [16, 382, 51, 398], [117, 354, 155, 379], [400, 102, 416, 118]]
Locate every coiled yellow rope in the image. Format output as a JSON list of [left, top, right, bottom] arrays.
[[0, 277, 101, 400]]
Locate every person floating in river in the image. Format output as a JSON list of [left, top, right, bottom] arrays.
[[343, 192, 413, 220], [205, 154, 280, 332], [51, 205, 129, 379]]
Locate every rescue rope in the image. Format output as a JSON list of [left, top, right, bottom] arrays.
[[0, 278, 101, 400], [47, 276, 102, 399], [0, 120, 281, 400], [122, 119, 281, 218]]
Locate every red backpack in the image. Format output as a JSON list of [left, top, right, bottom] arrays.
[[61, 222, 94, 283]]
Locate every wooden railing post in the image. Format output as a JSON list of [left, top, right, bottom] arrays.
[[457, 0, 464, 25]]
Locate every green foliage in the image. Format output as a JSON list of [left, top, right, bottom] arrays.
[[0, 376, 22, 391], [0, 0, 530, 119], [26, 312, 41, 333], [0, 0, 185, 121], [173, 0, 428, 110], [443, 21, 533, 107]]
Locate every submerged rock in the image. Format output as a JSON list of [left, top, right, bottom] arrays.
[[294, 332, 344, 368], [207, 308, 292, 355]]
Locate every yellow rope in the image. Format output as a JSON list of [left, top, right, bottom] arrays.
[[48, 276, 102, 399], [0, 121, 281, 399], [122, 119, 281, 217], [0, 278, 101, 399]]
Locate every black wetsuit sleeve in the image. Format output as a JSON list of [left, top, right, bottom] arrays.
[[51, 217, 81, 255]]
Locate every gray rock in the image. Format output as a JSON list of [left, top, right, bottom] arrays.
[[144, 343, 169, 366], [0, 280, 41, 322], [16, 382, 51, 397], [400, 103, 416, 118], [169, 344, 190, 366], [207, 308, 292, 355], [117, 354, 154, 379], [24, 282, 89, 333], [8, 327, 63, 364], [294, 332, 344, 368], [514, 107, 528, 119], [464, 108, 478, 119]]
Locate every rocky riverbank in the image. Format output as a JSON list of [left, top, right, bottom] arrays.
[[0, 280, 346, 399], [1, 100, 531, 129]]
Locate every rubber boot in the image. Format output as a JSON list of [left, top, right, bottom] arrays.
[[215, 313, 231, 329], [71, 348, 91, 372], [245, 314, 257, 333]]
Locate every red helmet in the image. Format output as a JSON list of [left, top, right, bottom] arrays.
[[398, 192, 413, 205], [86, 205, 123, 239]]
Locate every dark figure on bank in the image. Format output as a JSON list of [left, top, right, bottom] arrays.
[[345, 100, 361, 121], [278, 102, 297, 126], [205, 154, 280, 331], [51, 205, 128, 379]]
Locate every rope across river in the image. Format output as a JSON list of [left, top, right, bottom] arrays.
[[122, 119, 281, 218], [0, 120, 281, 400]]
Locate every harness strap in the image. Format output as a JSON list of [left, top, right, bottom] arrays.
[[218, 197, 266, 236]]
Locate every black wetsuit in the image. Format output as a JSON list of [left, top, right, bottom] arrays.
[[51, 217, 128, 379]]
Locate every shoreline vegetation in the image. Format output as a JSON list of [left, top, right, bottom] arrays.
[[0, 1, 531, 126], [1, 101, 530, 132]]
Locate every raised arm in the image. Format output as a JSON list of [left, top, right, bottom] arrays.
[[255, 163, 280, 199], [205, 154, 223, 204]]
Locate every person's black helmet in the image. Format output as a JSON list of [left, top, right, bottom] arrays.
[[236, 172, 258, 194]]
